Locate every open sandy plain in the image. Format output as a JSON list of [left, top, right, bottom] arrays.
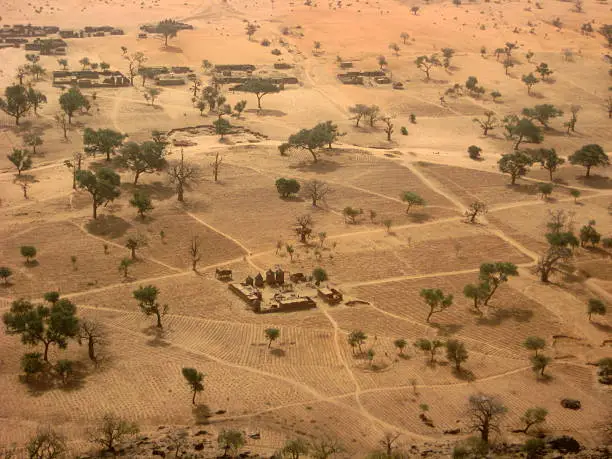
[[0, 0, 611, 456]]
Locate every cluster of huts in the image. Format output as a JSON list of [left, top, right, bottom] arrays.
[[59, 26, 125, 38], [219, 267, 343, 313], [212, 64, 299, 88], [137, 66, 195, 86], [52, 70, 130, 88], [0, 25, 60, 50]]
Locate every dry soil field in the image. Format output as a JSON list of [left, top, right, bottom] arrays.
[[0, 0, 611, 457]]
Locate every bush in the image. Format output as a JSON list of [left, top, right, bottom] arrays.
[[275, 178, 300, 197], [20, 245, 37, 263], [260, 38, 271, 46], [602, 238, 612, 248], [409, 113, 417, 124], [271, 49, 281, 55], [400, 126, 408, 135], [468, 145, 482, 160]]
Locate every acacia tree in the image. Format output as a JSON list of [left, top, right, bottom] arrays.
[[236, 79, 280, 110], [133, 285, 168, 328], [27, 87, 47, 114], [129, 191, 154, 219], [446, 339, 468, 371], [522, 104, 564, 129], [463, 282, 490, 315], [472, 111, 499, 136], [415, 54, 441, 80], [498, 151, 534, 184], [27, 429, 67, 459], [0, 267, 13, 285], [84, 128, 126, 162], [157, 19, 181, 47], [587, 298, 606, 321], [467, 393, 507, 443], [522, 73, 540, 95], [0, 85, 31, 125], [302, 180, 330, 206], [532, 148, 565, 181], [464, 201, 487, 223], [348, 330, 367, 354], [503, 115, 543, 150], [218, 430, 245, 458], [7, 148, 32, 176], [568, 144, 609, 178], [88, 413, 139, 453], [76, 168, 121, 219], [414, 338, 444, 364], [523, 336, 546, 356], [279, 122, 331, 163], [167, 149, 201, 202], [420, 288, 453, 322], [119, 140, 166, 184], [264, 327, 280, 348], [479, 262, 518, 305], [401, 191, 426, 213], [2, 298, 79, 362], [59, 87, 88, 124], [182, 367, 205, 404], [520, 407, 548, 434]]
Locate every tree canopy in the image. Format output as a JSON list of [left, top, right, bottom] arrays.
[[0, 85, 32, 125], [84, 128, 126, 162], [59, 87, 88, 124], [568, 144, 609, 177], [76, 168, 121, 219], [119, 140, 166, 184], [235, 79, 281, 110]]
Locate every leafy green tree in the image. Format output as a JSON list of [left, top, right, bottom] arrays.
[[538, 182, 553, 199], [182, 367, 205, 404], [129, 191, 154, 219], [54, 359, 73, 384], [27, 87, 47, 115], [580, 220, 601, 247], [568, 144, 609, 178], [57, 58, 68, 70], [415, 54, 441, 80], [401, 191, 426, 213], [534, 62, 553, 80], [143, 87, 161, 106], [312, 267, 329, 286], [236, 79, 280, 110], [479, 262, 518, 305], [522, 104, 564, 128], [88, 413, 139, 453], [264, 327, 280, 348], [520, 407, 548, 434], [133, 285, 168, 328], [275, 178, 300, 197], [218, 430, 245, 458], [348, 104, 373, 127], [21, 352, 45, 381], [463, 282, 489, 315], [530, 354, 551, 377], [420, 288, 453, 322], [0, 85, 31, 125], [377, 55, 388, 70], [498, 151, 534, 184], [76, 168, 121, 219], [119, 140, 166, 185], [587, 298, 606, 321], [44, 291, 60, 304], [414, 338, 444, 364], [490, 90, 502, 101], [59, 87, 88, 124], [523, 438, 546, 459], [83, 128, 126, 161], [523, 336, 545, 356], [27, 428, 67, 459], [20, 246, 37, 264], [570, 189, 581, 203], [348, 330, 367, 354], [118, 257, 133, 279], [393, 338, 407, 355], [532, 148, 565, 181], [343, 206, 362, 224], [521, 73, 539, 95], [0, 266, 13, 285], [3, 298, 79, 362], [280, 122, 338, 163], [442, 48, 455, 68], [446, 339, 468, 371], [503, 116, 543, 149], [597, 357, 612, 384], [280, 438, 309, 459], [24, 132, 43, 155], [467, 393, 507, 443], [213, 117, 231, 139], [157, 19, 181, 46], [7, 148, 32, 175]]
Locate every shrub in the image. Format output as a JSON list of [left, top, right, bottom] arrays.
[[410, 113, 417, 124], [260, 38, 271, 46], [271, 49, 281, 55], [468, 145, 482, 160], [400, 126, 408, 135]]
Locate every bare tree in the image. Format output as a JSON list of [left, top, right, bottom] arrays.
[[167, 149, 200, 202], [467, 393, 507, 443], [15, 177, 32, 199], [379, 432, 401, 457], [26, 429, 67, 459], [302, 180, 330, 206], [190, 235, 202, 271], [310, 437, 344, 459], [78, 319, 107, 364], [64, 152, 85, 190], [167, 429, 189, 458], [88, 413, 139, 453], [464, 201, 488, 223], [54, 112, 69, 140], [210, 152, 222, 182], [472, 111, 499, 136], [381, 115, 394, 141], [295, 215, 314, 243]]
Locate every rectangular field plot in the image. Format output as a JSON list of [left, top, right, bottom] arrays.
[[417, 162, 575, 206], [353, 274, 564, 355], [0, 221, 173, 298]]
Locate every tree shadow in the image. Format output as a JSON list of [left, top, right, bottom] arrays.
[[408, 212, 432, 223], [591, 322, 612, 333], [161, 45, 183, 53], [431, 322, 463, 336], [575, 174, 612, 189], [289, 159, 342, 174], [192, 404, 212, 424], [122, 181, 176, 201], [507, 183, 538, 196], [270, 348, 286, 357], [452, 368, 475, 381], [477, 307, 533, 326], [24, 260, 40, 268], [86, 215, 132, 239], [279, 195, 305, 203], [246, 108, 287, 117], [143, 325, 170, 347]]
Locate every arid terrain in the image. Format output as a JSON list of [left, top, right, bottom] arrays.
[[0, 0, 611, 457]]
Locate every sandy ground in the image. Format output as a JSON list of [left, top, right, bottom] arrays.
[[1, 0, 611, 456]]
